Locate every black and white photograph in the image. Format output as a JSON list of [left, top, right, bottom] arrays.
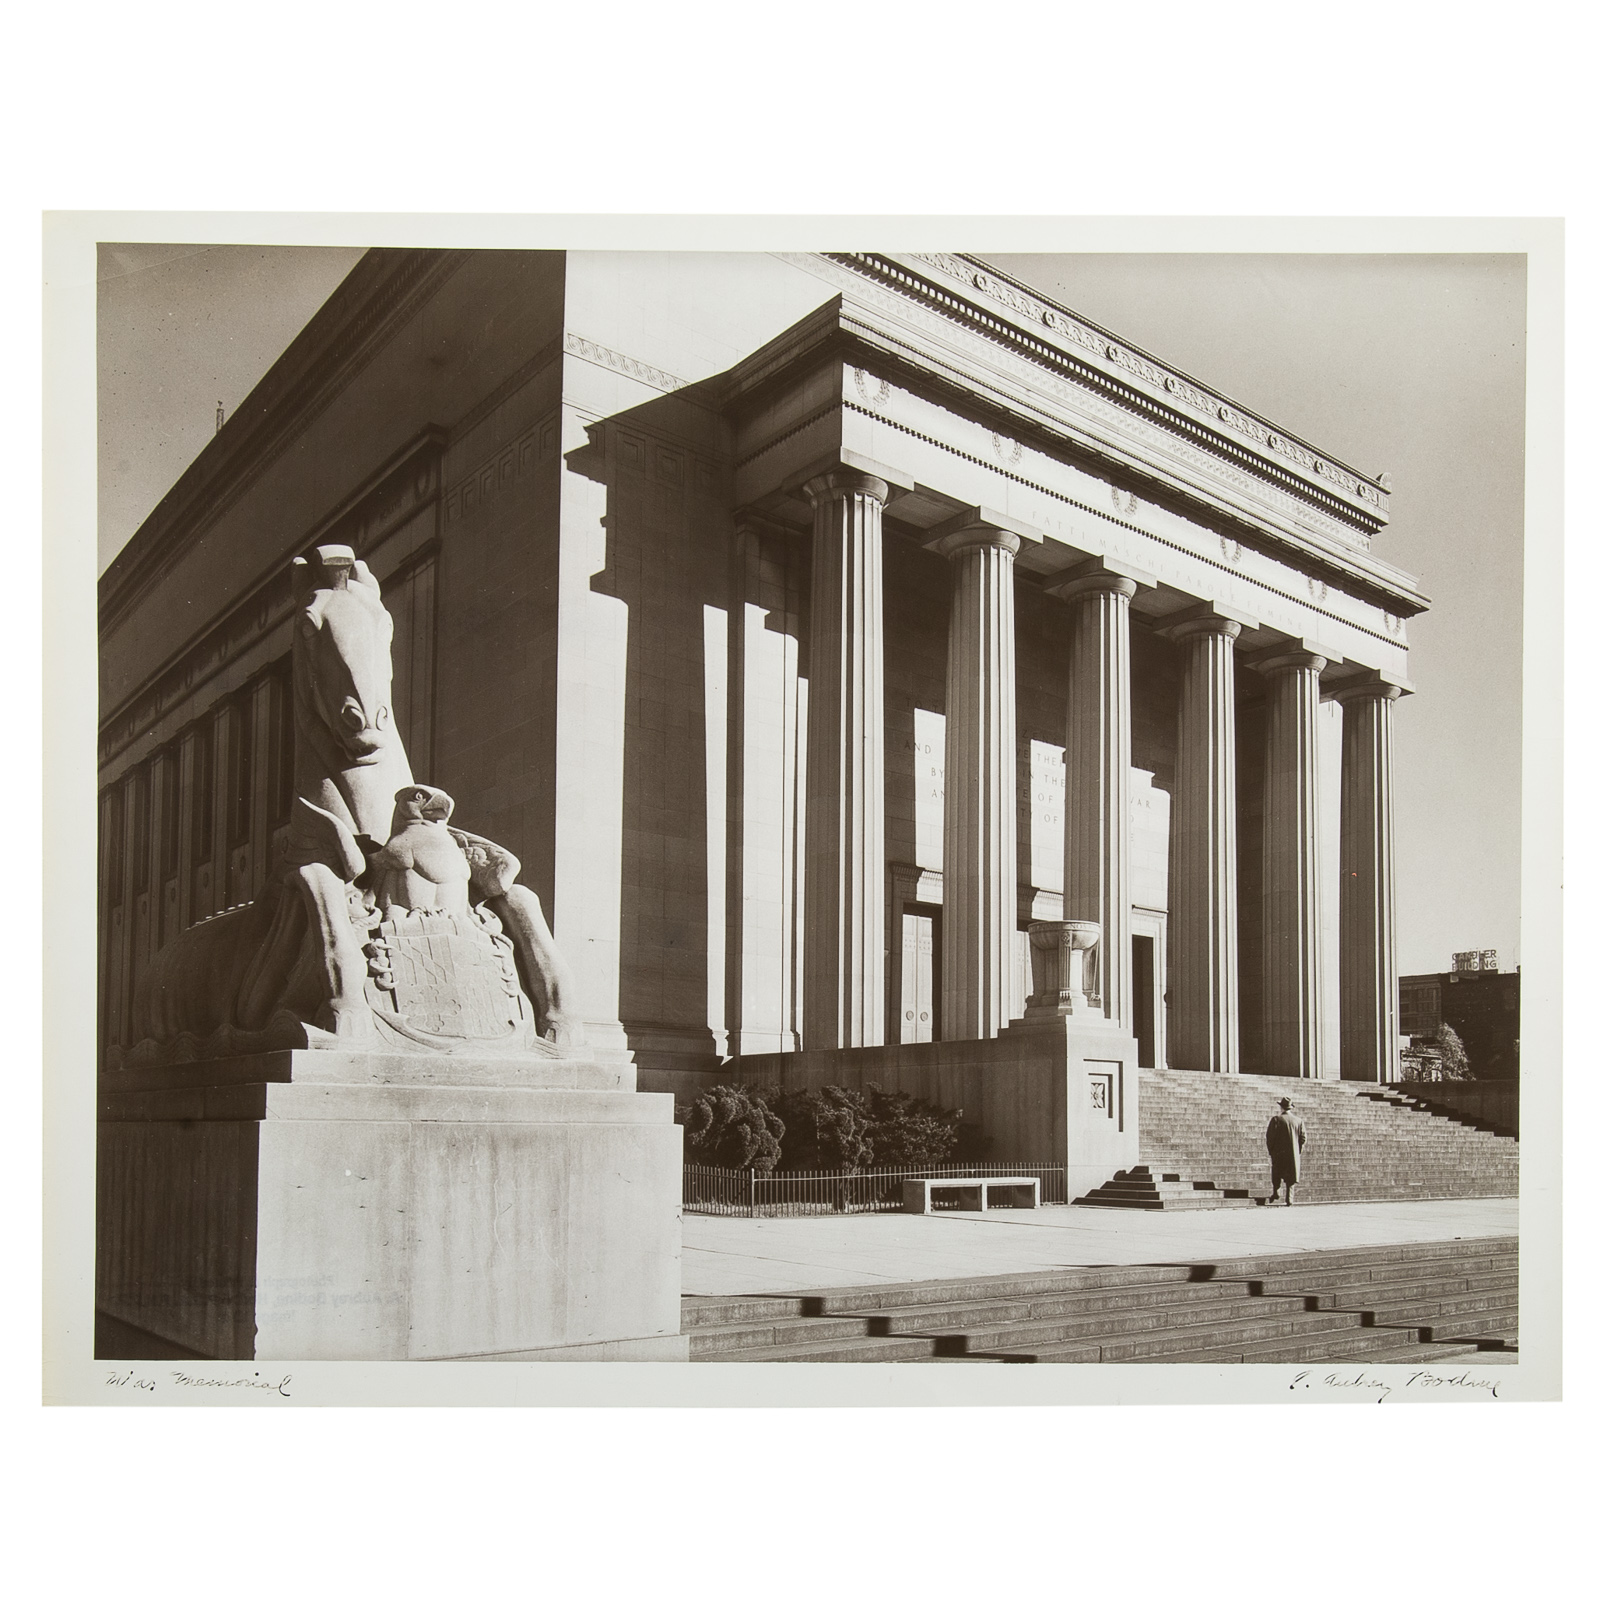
[[58, 225, 1557, 1399], [17, 3, 1592, 1591]]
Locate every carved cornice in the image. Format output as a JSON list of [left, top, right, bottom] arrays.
[[732, 268, 1425, 622], [833, 252, 1388, 533], [99, 250, 467, 636], [829, 388, 1420, 637]]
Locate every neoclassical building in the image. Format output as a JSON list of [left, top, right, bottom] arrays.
[[98, 249, 1425, 1123]]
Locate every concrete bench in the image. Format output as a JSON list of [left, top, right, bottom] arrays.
[[902, 1177, 1042, 1215]]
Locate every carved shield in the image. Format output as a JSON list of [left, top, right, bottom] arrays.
[[366, 908, 531, 1044]]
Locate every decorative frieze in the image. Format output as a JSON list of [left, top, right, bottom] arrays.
[[444, 415, 559, 526], [906, 252, 1384, 509], [779, 250, 1397, 558], [564, 332, 689, 395], [836, 397, 1407, 651]]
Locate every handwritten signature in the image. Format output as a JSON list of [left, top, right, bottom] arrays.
[[1289, 1368, 1502, 1402], [105, 1369, 294, 1397]]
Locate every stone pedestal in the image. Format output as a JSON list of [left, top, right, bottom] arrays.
[[1006, 916, 1140, 1197], [96, 1050, 685, 1361]]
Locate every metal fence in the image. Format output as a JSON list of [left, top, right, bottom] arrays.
[[683, 1162, 1068, 1218]]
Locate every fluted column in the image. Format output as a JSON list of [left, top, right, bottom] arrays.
[[1258, 649, 1328, 1078], [1336, 678, 1403, 1082], [1059, 571, 1136, 1030], [802, 468, 888, 1049], [727, 519, 804, 1056], [1170, 614, 1242, 1072], [940, 522, 1021, 1039]]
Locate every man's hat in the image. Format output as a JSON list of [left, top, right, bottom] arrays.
[[1278, 1097, 1292, 1108]]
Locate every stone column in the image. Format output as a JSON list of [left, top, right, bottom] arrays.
[[1336, 678, 1403, 1082], [940, 521, 1020, 1040], [1058, 570, 1136, 1031], [1169, 613, 1242, 1072], [727, 519, 804, 1056], [1257, 649, 1328, 1078], [802, 468, 889, 1048]]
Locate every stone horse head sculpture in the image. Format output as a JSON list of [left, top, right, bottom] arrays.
[[125, 544, 581, 1064], [288, 546, 413, 850]]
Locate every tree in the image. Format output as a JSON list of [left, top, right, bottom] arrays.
[[770, 1086, 875, 1171], [1435, 1022, 1473, 1081], [862, 1085, 963, 1166], [677, 1084, 785, 1170]]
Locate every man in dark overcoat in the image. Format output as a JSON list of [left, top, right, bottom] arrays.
[[1266, 1097, 1307, 1205]]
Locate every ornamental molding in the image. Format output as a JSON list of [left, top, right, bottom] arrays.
[[835, 398, 1409, 650], [906, 253, 1385, 513], [788, 259, 1419, 608], [564, 333, 689, 395], [777, 251, 1385, 558], [444, 411, 561, 527]]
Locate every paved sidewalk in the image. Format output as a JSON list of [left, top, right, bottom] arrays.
[[682, 1197, 1518, 1297]]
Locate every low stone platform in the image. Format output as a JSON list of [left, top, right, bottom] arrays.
[[682, 1195, 1517, 1296]]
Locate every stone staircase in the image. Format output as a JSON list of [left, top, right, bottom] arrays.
[[1138, 1070, 1518, 1204], [1075, 1164, 1256, 1211], [684, 1238, 1518, 1363]]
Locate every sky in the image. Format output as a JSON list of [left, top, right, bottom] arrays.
[[97, 243, 366, 567], [990, 254, 1526, 978], [97, 245, 1526, 977]]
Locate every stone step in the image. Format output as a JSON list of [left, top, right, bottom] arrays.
[[1073, 1191, 1259, 1211], [685, 1239, 1519, 1363], [1310, 1280, 1519, 1316], [947, 1299, 1364, 1355], [1251, 1260, 1518, 1296], [1363, 1337, 1519, 1363], [1372, 1308, 1520, 1343], [1007, 1313, 1416, 1365], [688, 1314, 879, 1355], [680, 1295, 807, 1329], [1075, 1164, 1258, 1211], [862, 1286, 1284, 1341], [706, 1335, 940, 1363], [1122, 1325, 1433, 1365], [692, 1270, 1517, 1351]]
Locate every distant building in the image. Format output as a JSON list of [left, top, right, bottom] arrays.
[[1399, 961, 1519, 1081]]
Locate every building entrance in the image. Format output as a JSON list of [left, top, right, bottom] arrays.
[[1132, 932, 1156, 1071], [899, 905, 941, 1043]]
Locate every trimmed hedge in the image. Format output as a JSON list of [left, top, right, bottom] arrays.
[[677, 1082, 977, 1171]]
